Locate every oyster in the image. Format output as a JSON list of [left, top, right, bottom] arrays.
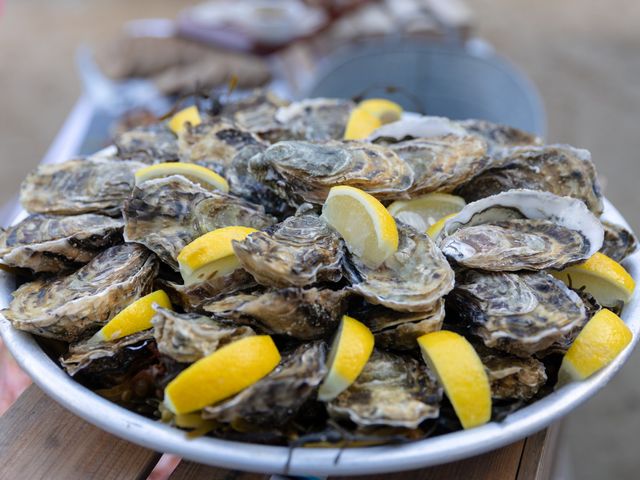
[[328, 350, 442, 428], [152, 306, 255, 363], [389, 135, 489, 194], [0, 213, 123, 272], [203, 287, 350, 339], [457, 119, 542, 152], [448, 270, 589, 357], [225, 90, 291, 143], [123, 176, 275, 270], [368, 115, 468, 142], [20, 158, 146, 216], [248, 141, 413, 206], [480, 350, 547, 400], [601, 220, 638, 262], [439, 190, 603, 271], [345, 224, 454, 312], [3, 244, 157, 342], [233, 214, 344, 287], [455, 145, 604, 215], [114, 123, 179, 163], [273, 98, 355, 141], [203, 342, 326, 427]]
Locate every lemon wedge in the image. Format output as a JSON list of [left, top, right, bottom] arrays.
[[558, 308, 632, 384], [177, 226, 256, 286], [135, 162, 229, 193], [388, 193, 466, 233], [318, 315, 375, 401], [358, 98, 403, 124], [90, 290, 171, 343], [164, 335, 280, 414], [343, 107, 382, 140], [322, 185, 399, 268], [168, 105, 202, 134], [552, 252, 635, 307], [418, 330, 491, 429], [427, 213, 459, 239]]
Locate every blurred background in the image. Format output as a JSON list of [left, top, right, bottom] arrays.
[[1, 1, 640, 479]]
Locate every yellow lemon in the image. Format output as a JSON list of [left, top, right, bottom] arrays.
[[358, 98, 403, 124], [388, 193, 466, 233], [135, 162, 229, 193], [168, 105, 202, 134], [343, 107, 382, 140]]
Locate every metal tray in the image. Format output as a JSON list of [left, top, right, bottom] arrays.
[[1, 160, 638, 476]]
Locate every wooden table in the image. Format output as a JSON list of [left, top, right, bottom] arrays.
[[0, 386, 560, 480]]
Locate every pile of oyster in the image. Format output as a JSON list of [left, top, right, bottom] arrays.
[[1, 92, 636, 444]]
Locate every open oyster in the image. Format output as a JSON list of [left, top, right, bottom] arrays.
[[0, 213, 123, 272], [439, 189, 603, 271], [3, 244, 157, 342], [203, 287, 350, 339], [328, 350, 442, 428], [345, 224, 454, 312], [448, 269, 589, 357], [249, 141, 413, 206], [123, 176, 274, 270], [152, 307, 255, 363], [601, 220, 638, 262], [114, 123, 179, 163], [455, 145, 604, 215], [203, 342, 326, 428], [20, 158, 146, 216], [233, 214, 344, 287]]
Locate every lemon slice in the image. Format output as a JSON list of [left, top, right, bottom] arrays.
[[358, 98, 403, 124], [322, 185, 399, 268], [90, 290, 171, 343], [418, 330, 491, 429], [164, 335, 280, 414], [344, 107, 382, 140], [388, 193, 466, 233], [135, 163, 229, 193], [177, 226, 257, 285], [558, 308, 632, 384], [427, 213, 459, 239], [168, 105, 202, 134], [552, 252, 635, 307], [318, 315, 375, 401]]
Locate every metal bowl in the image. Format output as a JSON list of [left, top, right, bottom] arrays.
[[1, 182, 637, 476]]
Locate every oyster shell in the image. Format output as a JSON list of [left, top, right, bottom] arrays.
[[114, 123, 179, 163], [0, 213, 123, 272], [601, 220, 638, 262], [480, 350, 547, 400], [203, 287, 350, 339], [248, 141, 413, 206], [123, 176, 275, 270], [345, 224, 454, 312], [328, 350, 442, 428], [439, 190, 603, 271], [20, 158, 146, 216], [455, 145, 604, 215], [3, 243, 158, 342], [152, 306, 255, 363], [203, 342, 326, 427], [273, 98, 355, 142], [233, 214, 344, 287], [368, 116, 469, 142], [389, 135, 489, 194], [448, 270, 588, 357], [225, 90, 291, 143], [457, 119, 542, 152]]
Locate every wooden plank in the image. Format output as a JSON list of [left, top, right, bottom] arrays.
[[516, 425, 560, 480], [169, 461, 267, 480], [0, 385, 161, 480]]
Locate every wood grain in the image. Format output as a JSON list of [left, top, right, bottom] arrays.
[[516, 425, 561, 480], [0, 385, 161, 480], [169, 461, 267, 480]]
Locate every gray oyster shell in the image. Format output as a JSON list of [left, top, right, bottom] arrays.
[[481, 350, 547, 401], [20, 158, 146, 216], [123, 175, 275, 270], [114, 123, 179, 163], [455, 145, 604, 215], [203, 287, 350, 339], [225, 90, 291, 143], [448, 270, 589, 357], [3, 243, 158, 342], [203, 342, 327, 427], [233, 214, 344, 287], [0, 213, 123, 272], [273, 98, 355, 142], [328, 350, 442, 428], [457, 119, 542, 152], [389, 135, 489, 194], [345, 224, 454, 312], [249, 141, 414, 206], [601, 221, 638, 262], [151, 306, 255, 363]]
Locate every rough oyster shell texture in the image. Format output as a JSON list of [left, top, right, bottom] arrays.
[[601, 220, 638, 262], [0, 213, 123, 272], [482, 352, 547, 401], [114, 123, 179, 163], [273, 98, 354, 142], [3, 243, 158, 342]]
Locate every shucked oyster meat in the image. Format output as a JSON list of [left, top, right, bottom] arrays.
[[0, 213, 123, 272], [3, 243, 157, 342]]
